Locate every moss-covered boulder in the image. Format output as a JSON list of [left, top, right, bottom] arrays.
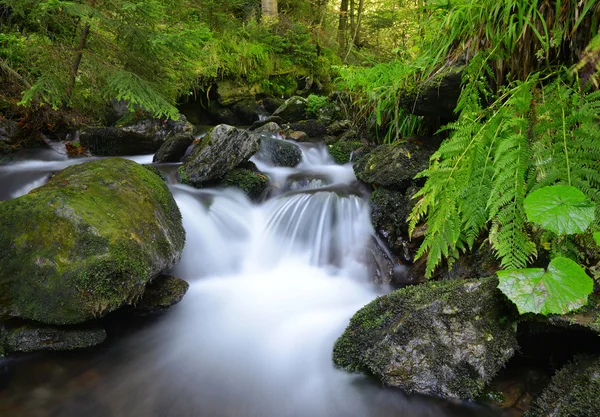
[[333, 277, 518, 399], [134, 275, 189, 313], [272, 96, 308, 123], [256, 137, 302, 167], [0, 321, 106, 356], [525, 355, 600, 416], [153, 134, 194, 163], [219, 168, 269, 199], [354, 141, 435, 191], [0, 158, 185, 325], [254, 122, 282, 136], [181, 124, 260, 187], [328, 141, 365, 164]]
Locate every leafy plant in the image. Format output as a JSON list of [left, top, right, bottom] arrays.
[[306, 94, 327, 117]]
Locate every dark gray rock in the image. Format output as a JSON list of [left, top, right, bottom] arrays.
[[134, 275, 189, 313], [153, 134, 195, 163], [262, 97, 285, 113], [0, 118, 20, 154], [288, 119, 327, 138], [254, 122, 282, 136], [370, 187, 414, 258], [366, 237, 394, 285], [181, 125, 260, 186], [525, 355, 600, 417], [286, 130, 310, 142], [218, 168, 269, 200], [354, 141, 435, 191], [272, 96, 308, 123], [327, 120, 352, 136], [232, 99, 259, 125], [80, 115, 194, 156], [256, 137, 302, 167], [333, 277, 518, 399], [0, 322, 106, 355], [249, 116, 284, 131]]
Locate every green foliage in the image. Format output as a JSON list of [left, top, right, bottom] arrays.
[[524, 186, 596, 235], [306, 94, 327, 116], [595, 232, 600, 246], [408, 67, 600, 277], [497, 257, 594, 315]]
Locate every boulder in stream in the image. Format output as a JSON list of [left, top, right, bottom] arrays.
[[134, 275, 189, 314], [327, 141, 365, 164], [153, 133, 195, 163], [0, 158, 185, 325], [525, 355, 600, 417], [181, 124, 261, 186], [333, 277, 518, 399], [272, 96, 308, 123], [256, 137, 302, 167]]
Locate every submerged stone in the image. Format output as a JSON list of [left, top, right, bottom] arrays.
[[182, 124, 260, 186], [257, 137, 302, 167], [525, 355, 600, 417], [0, 158, 185, 325], [333, 277, 518, 399], [0, 322, 106, 355], [219, 168, 269, 200]]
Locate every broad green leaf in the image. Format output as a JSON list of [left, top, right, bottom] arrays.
[[524, 185, 595, 235], [594, 232, 600, 246], [497, 257, 593, 315]]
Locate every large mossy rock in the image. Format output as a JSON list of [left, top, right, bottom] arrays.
[[327, 141, 366, 165], [256, 137, 302, 167], [525, 355, 600, 417], [272, 96, 308, 123], [333, 278, 518, 399], [181, 124, 260, 186], [0, 158, 185, 325], [80, 115, 194, 156], [354, 141, 435, 191]]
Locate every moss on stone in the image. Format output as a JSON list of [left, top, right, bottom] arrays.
[[0, 158, 185, 325], [220, 168, 269, 199], [333, 277, 518, 399], [142, 164, 167, 182], [525, 355, 600, 417], [327, 141, 365, 164]]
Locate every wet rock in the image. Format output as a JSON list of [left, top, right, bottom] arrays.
[[286, 130, 310, 142], [366, 237, 394, 285], [0, 322, 106, 355], [333, 277, 518, 399], [249, 116, 284, 131], [272, 96, 308, 123], [354, 141, 435, 191], [327, 120, 352, 136], [218, 168, 269, 200], [261, 97, 284, 113], [288, 120, 327, 138], [526, 355, 600, 417], [232, 99, 260, 125], [134, 275, 189, 313], [0, 117, 20, 154], [181, 124, 260, 186], [80, 115, 194, 156], [0, 158, 185, 325], [370, 187, 414, 257], [153, 134, 195, 163], [257, 137, 302, 167], [254, 122, 282, 136], [208, 105, 240, 126], [327, 141, 365, 164]]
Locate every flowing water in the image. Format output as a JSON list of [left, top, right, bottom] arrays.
[[0, 139, 501, 417]]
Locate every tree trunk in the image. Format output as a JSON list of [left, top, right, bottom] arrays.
[[67, 22, 90, 100], [261, 0, 278, 19], [338, 0, 349, 49], [354, 0, 365, 47]]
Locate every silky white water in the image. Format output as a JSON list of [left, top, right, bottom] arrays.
[[0, 140, 497, 417]]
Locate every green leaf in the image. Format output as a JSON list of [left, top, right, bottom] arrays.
[[524, 185, 595, 235], [497, 257, 593, 315], [594, 232, 600, 246]]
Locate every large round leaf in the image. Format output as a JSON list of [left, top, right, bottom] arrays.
[[497, 257, 593, 315], [524, 185, 595, 235]]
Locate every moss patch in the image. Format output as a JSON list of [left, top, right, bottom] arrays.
[[0, 158, 185, 325], [333, 277, 518, 399], [220, 168, 269, 199], [327, 141, 365, 164]]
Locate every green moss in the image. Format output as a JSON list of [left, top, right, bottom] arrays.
[[220, 168, 269, 199], [142, 164, 167, 182], [327, 141, 364, 164], [333, 277, 518, 399], [178, 165, 192, 186], [0, 158, 185, 325], [526, 355, 600, 417]]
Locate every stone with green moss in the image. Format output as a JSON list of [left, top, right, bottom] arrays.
[[333, 277, 518, 399], [134, 275, 189, 313], [328, 141, 365, 164], [525, 355, 600, 416], [219, 168, 269, 200], [182, 125, 260, 186], [257, 137, 302, 167], [0, 158, 185, 325], [353, 141, 435, 190]]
